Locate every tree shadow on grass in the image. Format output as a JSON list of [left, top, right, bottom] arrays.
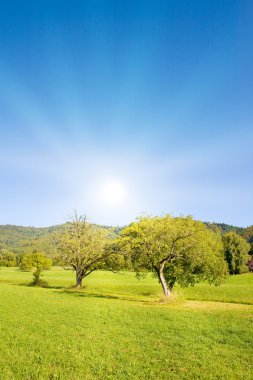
[[16, 282, 65, 290], [58, 288, 158, 305], [12, 282, 170, 305]]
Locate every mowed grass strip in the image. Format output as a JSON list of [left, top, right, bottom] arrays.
[[0, 269, 252, 379]]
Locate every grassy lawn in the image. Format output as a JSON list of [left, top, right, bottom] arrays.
[[0, 268, 252, 379]]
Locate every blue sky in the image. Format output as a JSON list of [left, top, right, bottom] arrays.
[[0, 0, 252, 227]]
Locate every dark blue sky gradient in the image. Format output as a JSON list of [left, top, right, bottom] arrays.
[[0, 0, 252, 226]]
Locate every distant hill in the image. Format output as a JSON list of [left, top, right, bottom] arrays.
[[240, 225, 253, 243], [204, 222, 244, 235], [204, 222, 253, 243], [0, 223, 115, 256], [0, 221, 252, 256], [0, 224, 64, 255]]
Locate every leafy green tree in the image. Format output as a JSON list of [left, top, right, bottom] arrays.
[[30, 252, 52, 286], [16, 253, 24, 267], [0, 249, 17, 267], [120, 215, 228, 298], [19, 253, 34, 271], [52, 214, 119, 288], [19, 252, 52, 286], [222, 232, 250, 274]]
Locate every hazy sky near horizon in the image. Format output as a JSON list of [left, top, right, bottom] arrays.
[[0, 0, 253, 227]]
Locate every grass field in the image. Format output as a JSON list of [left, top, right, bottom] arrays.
[[0, 268, 252, 379]]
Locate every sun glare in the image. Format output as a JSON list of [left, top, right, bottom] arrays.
[[101, 181, 126, 205]]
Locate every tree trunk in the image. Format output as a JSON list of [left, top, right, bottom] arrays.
[[76, 271, 84, 288], [158, 266, 172, 298]]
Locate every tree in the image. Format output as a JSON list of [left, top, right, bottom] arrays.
[[120, 215, 228, 298], [222, 232, 250, 274], [30, 252, 52, 286], [19, 252, 52, 286], [248, 253, 253, 272], [19, 253, 35, 271], [52, 214, 118, 288], [0, 249, 17, 267]]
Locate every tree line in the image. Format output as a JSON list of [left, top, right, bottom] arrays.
[[1, 214, 251, 297]]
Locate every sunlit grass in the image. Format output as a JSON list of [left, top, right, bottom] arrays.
[[0, 268, 252, 379], [1, 267, 252, 304]]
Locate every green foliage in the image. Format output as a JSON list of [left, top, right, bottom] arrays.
[[241, 225, 253, 243], [120, 215, 228, 297], [31, 252, 52, 270], [0, 223, 117, 258], [1, 222, 252, 265], [205, 222, 244, 235], [19, 252, 52, 286], [0, 224, 61, 259], [19, 253, 35, 271], [222, 232, 251, 274], [248, 254, 253, 272], [205, 223, 253, 245], [52, 214, 122, 287], [0, 249, 17, 267]]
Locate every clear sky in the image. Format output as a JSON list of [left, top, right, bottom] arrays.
[[0, 0, 252, 227]]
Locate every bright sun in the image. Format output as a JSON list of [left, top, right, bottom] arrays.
[[101, 181, 126, 205]]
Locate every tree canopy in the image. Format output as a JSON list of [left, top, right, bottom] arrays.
[[52, 214, 120, 287], [222, 232, 250, 274], [18, 252, 52, 286], [120, 215, 228, 297], [0, 249, 17, 267]]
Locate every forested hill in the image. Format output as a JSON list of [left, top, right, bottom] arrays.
[[0, 222, 252, 255], [205, 223, 253, 243], [0, 223, 113, 255], [0, 224, 64, 255]]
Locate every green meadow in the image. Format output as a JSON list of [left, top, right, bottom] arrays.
[[0, 268, 252, 380]]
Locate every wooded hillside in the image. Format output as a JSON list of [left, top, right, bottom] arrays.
[[0, 222, 252, 256]]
